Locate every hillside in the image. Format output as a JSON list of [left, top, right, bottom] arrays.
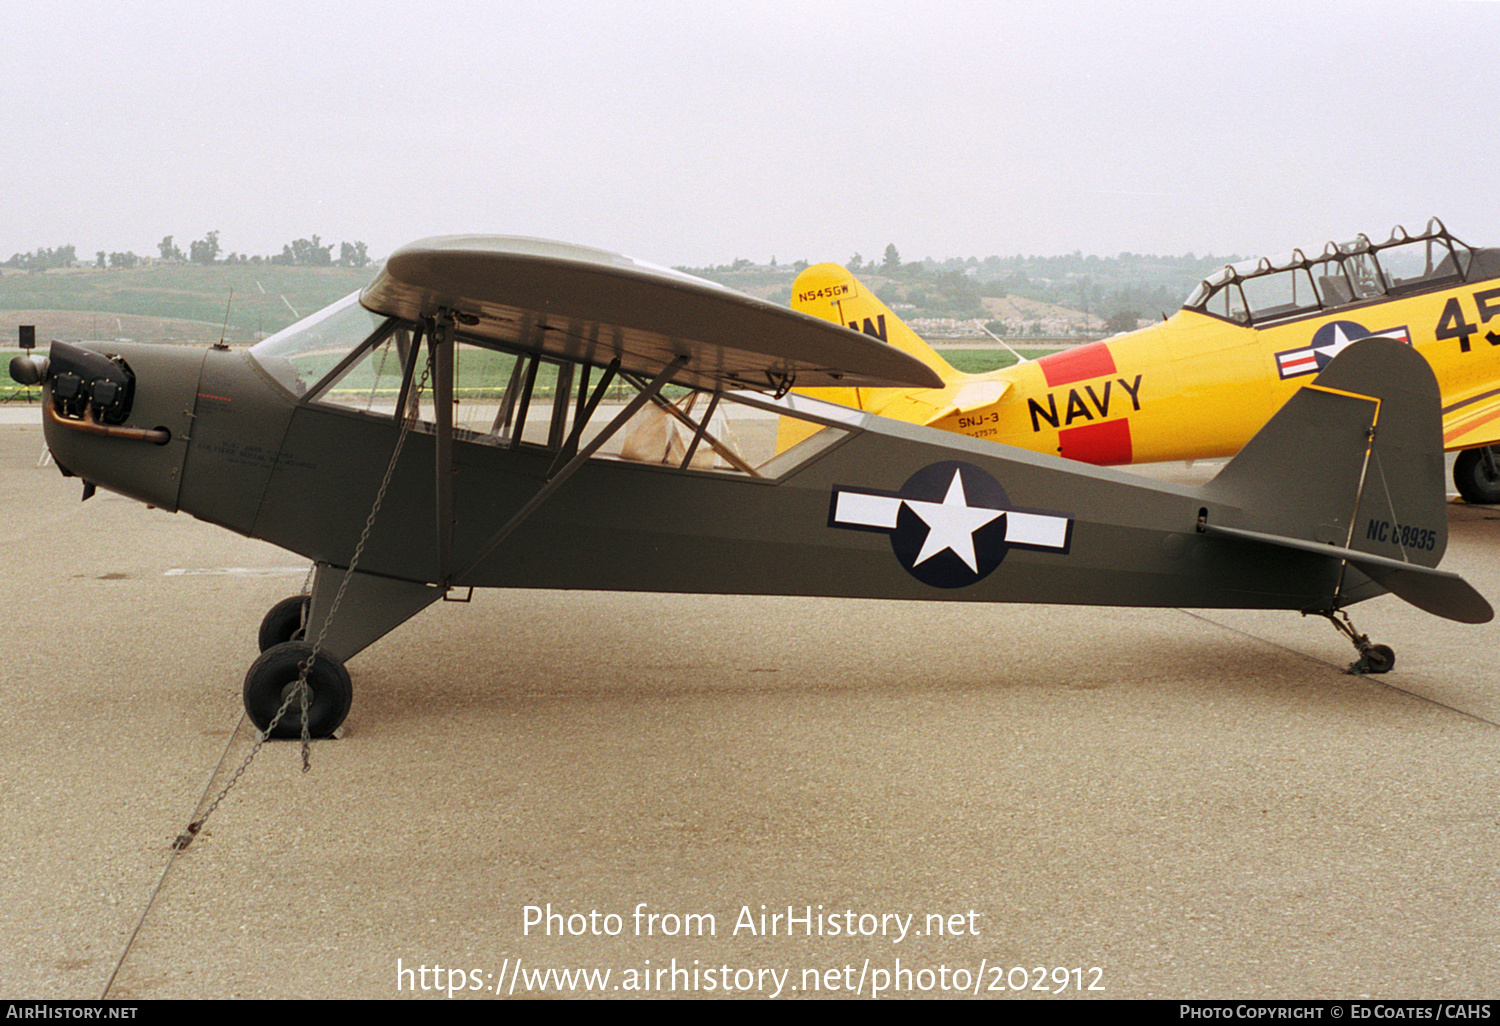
[[0, 264, 370, 346], [979, 295, 1105, 335], [1, 247, 1232, 347]]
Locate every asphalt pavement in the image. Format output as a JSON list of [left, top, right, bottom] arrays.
[[2, 417, 1497, 1000]]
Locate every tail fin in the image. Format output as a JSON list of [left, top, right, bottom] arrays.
[[1200, 337, 1490, 622], [776, 263, 966, 451], [790, 264, 962, 385]]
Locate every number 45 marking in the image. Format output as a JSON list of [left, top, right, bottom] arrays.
[[1437, 286, 1500, 352]]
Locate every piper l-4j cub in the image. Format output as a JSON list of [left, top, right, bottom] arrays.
[[10, 237, 1493, 738]]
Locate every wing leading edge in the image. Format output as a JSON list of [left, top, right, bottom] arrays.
[[360, 236, 945, 394]]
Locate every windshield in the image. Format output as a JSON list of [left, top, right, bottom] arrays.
[[1182, 218, 1473, 325], [248, 292, 390, 395]]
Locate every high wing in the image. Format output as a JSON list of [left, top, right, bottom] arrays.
[[360, 236, 944, 394]]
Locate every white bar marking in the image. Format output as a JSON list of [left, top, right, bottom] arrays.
[[834, 492, 902, 529], [1003, 512, 1070, 550]]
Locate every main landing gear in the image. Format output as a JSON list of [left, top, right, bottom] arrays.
[[243, 594, 351, 740], [1454, 446, 1500, 505], [243, 639, 353, 740], [241, 566, 444, 739], [1312, 608, 1395, 675]]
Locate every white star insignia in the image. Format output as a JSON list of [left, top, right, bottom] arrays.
[[901, 470, 1004, 572], [829, 465, 1072, 586], [1315, 322, 1361, 360]]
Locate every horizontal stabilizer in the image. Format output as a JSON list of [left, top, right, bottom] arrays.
[[1353, 559, 1496, 624], [924, 379, 1013, 424], [1202, 522, 1493, 624]]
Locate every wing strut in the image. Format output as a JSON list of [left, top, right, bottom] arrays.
[[620, 370, 757, 476], [545, 357, 620, 476], [451, 354, 688, 583], [430, 313, 456, 584]]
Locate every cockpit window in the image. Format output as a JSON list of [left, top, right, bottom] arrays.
[[268, 311, 853, 480], [400, 335, 852, 480], [1373, 236, 1468, 293], [307, 321, 421, 414], [1183, 218, 1475, 326], [248, 292, 389, 395], [1237, 264, 1320, 323]]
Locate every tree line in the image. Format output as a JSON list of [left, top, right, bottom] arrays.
[[680, 242, 1239, 326], [4, 233, 372, 271]]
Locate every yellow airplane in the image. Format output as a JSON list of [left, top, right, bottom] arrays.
[[787, 218, 1500, 503]]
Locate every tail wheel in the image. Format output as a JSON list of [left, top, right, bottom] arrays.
[[243, 642, 352, 739], [1454, 447, 1500, 505], [1358, 644, 1396, 675]]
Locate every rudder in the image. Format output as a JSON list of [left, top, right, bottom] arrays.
[[1203, 337, 1448, 567], [790, 264, 962, 384], [778, 263, 966, 451]]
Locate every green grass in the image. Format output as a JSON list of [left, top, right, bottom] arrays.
[[939, 347, 1053, 374]]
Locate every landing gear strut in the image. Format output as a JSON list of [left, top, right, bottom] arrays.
[[243, 567, 445, 739], [1313, 608, 1395, 675]]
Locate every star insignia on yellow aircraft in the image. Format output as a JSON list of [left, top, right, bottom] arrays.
[[829, 461, 1072, 588], [1276, 320, 1410, 379]]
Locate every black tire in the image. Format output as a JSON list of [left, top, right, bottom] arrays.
[[243, 642, 352, 739], [1362, 644, 1396, 675], [1454, 447, 1500, 505], [258, 595, 310, 652]]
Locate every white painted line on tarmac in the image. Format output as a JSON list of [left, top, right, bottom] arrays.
[[163, 567, 308, 577]]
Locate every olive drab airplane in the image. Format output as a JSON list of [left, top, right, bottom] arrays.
[[10, 236, 1492, 740], [787, 218, 1500, 504]]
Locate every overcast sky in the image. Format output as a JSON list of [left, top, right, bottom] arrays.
[[7, 0, 1496, 267]]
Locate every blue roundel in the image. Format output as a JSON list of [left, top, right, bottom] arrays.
[[1310, 320, 1372, 350]]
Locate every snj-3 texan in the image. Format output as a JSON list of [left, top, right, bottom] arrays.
[[789, 218, 1500, 504]]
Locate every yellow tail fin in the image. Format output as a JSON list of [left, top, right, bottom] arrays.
[[776, 264, 967, 451], [790, 263, 962, 386]]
